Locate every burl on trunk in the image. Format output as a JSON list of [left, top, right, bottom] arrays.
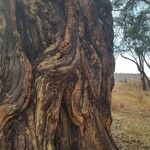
[[0, 0, 118, 149]]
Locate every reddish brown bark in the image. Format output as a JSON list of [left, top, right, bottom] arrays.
[[0, 0, 117, 149]]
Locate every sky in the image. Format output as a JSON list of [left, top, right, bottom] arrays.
[[115, 55, 150, 77], [112, 2, 150, 77], [115, 55, 138, 74]]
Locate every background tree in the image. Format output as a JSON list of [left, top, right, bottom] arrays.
[[112, 0, 150, 90], [0, 0, 118, 149]]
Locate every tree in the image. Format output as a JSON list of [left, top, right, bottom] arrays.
[[0, 0, 118, 149], [113, 0, 150, 90]]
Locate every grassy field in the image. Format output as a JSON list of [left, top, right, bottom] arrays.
[[111, 82, 150, 150]]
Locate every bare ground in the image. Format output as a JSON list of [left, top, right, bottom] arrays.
[[111, 82, 150, 150]]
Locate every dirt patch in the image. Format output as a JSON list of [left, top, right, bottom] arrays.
[[111, 82, 150, 150]]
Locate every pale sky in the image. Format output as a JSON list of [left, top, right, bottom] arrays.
[[115, 56, 138, 74], [112, 3, 150, 77], [115, 55, 150, 77]]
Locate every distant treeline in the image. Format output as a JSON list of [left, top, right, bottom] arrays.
[[115, 73, 141, 82]]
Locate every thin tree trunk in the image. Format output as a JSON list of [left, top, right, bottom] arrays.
[[139, 56, 150, 90], [121, 54, 150, 91], [139, 56, 146, 90], [0, 0, 117, 149], [141, 74, 146, 91]]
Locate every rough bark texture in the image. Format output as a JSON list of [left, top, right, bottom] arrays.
[[0, 0, 117, 149]]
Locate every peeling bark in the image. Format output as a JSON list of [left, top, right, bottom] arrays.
[[0, 0, 117, 149]]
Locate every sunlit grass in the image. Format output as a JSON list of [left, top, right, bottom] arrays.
[[112, 82, 150, 111], [111, 81, 150, 149]]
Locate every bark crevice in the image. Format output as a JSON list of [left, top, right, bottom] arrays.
[[0, 0, 117, 149]]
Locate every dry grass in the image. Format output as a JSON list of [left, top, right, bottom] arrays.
[[112, 111, 150, 150], [111, 81, 150, 150], [112, 82, 150, 111]]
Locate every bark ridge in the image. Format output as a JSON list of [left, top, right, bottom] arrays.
[[0, 0, 117, 149]]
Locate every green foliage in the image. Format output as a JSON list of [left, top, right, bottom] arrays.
[[112, 0, 150, 56], [112, 0, 150, 90]]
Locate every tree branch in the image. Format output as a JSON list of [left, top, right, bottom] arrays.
[[141, 0, 150, 5], [121, 54, 138, 65], [143, 56, 150, 69]]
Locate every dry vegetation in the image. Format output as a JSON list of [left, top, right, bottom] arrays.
[[111, 81, 150, 150]]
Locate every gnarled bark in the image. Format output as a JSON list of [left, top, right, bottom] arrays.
[[0, 0, 117, 149]]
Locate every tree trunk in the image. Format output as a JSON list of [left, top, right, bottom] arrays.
[[139, 56, 150, 91], [0, 0, 117, 149]]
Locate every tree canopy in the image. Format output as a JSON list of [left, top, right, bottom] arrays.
[[113, 0, 150, 90]]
